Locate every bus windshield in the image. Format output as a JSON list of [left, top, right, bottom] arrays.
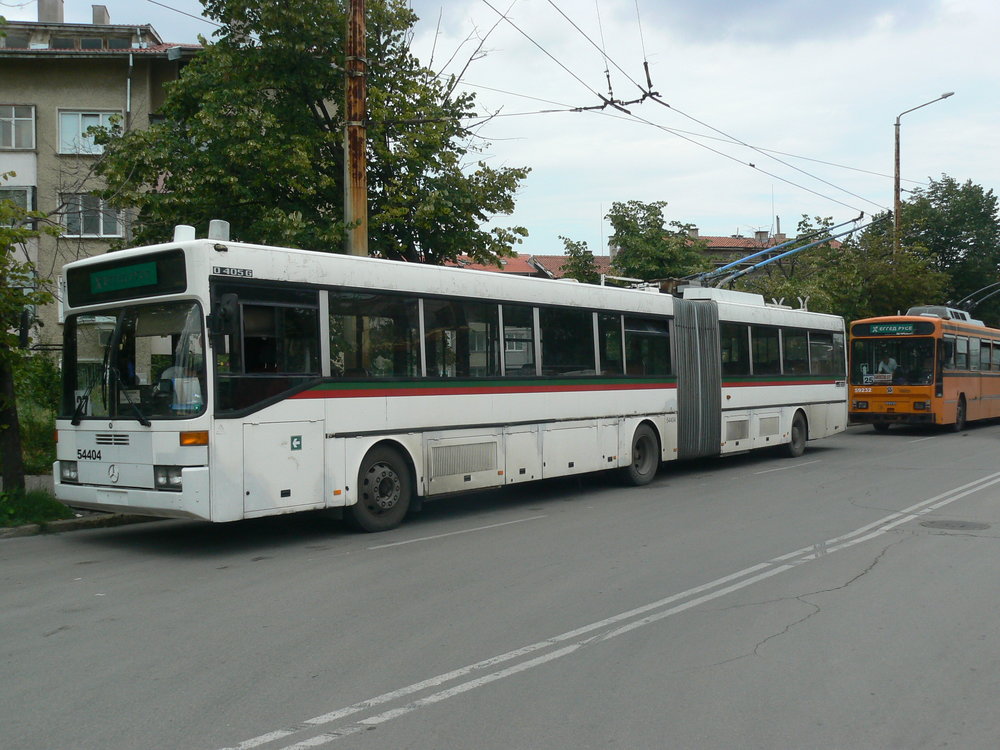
[[62, 300, 207, 421], [851, 337, 935, 386]]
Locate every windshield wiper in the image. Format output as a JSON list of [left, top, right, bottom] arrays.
[[107, 364, 151, 427], [70, 393, 89, 426]]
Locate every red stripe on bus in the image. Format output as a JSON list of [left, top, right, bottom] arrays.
[[290, 382, 676, 399]]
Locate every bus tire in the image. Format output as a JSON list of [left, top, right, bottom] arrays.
[[784, 411, 808, 458], [873, 422, 891, 433], [622, 424, 659, 486], [348, 446, 412, 532], [950, 397, 967, 433]]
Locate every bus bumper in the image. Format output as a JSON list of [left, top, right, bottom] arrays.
[[54, 466, 212, 521], [849, 412, 936, 426]]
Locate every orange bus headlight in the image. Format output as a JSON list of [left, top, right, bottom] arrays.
[[852, 400, 869, 409], [913, 401, 930, 410]]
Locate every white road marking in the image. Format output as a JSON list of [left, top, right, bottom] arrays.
[[214, 470, 1000, 750], [907, 436, 937, 443], [753, 459, 821, 475], [367, 515, 548, 550]]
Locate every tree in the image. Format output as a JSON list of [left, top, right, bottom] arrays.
[[902, 175, 1000, 322], [0, 179, 56, 496], [96, 0, 529, 266], [733, 214, 947, 320], [822, 214, 948, 321], [733, 215, 838, 310], [559, 236, 600, 284], [606, 200, 710, 280]]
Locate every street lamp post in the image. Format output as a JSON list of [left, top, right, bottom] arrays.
[[894, 91, 954, 253]]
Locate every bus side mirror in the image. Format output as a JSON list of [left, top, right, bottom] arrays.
[[209, 294, 239, 335]]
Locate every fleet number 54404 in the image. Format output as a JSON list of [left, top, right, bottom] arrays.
[[77, 449, 102, 460]]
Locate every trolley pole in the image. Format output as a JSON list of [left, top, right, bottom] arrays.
[[344, 0, 368, 257]]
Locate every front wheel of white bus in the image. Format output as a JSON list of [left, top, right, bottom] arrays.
[[348, 446, 413, 532], [622, 424, 660, 486]]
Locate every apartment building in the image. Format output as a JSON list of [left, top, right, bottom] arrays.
[[0, 0, 199, 344]]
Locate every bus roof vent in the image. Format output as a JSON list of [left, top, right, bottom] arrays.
[[173, 224, 196, 242], [906, 305, 985, 326], [208, 219, 231, 241]]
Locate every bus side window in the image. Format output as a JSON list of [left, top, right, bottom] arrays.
[[539, 307, 595, 376], [751, 326, 780, 376], [623, 316, 670, 376], [942, 336, 955, 368], [719, 322, 749, 377], [782, 329, 809, 374], [969, 338, 981, 370], [502, 304, 536, 376], [329, 291, 420, 378], [808, 331, 842, 376], [981, 341, 992, 371], [598, 313, 623, 375], [423, 298, 500, 378], [955, 337, 969, 369]]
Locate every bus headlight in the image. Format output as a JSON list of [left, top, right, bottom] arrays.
[[852, 400, 869, 409], [913, 401, 930, 410], [154, 465, 184, 491], [60, 461, 79, 483]]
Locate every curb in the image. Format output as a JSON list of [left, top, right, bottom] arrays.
[[0, 513, 162, 539]]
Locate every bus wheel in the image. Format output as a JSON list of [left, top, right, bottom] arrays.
[[950, 397, 967, 433], [873, 422, 891, 433], [622, 424, 659, 486], [784, 412, 808, 458], [348, 446, 412, 532]]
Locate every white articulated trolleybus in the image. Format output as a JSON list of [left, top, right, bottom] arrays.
[[54, 222, 848, 531]]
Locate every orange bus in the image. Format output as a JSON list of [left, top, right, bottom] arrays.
[[849, 306, 1000, 432]]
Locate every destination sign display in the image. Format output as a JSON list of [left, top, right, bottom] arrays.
[[852, 321, 935, 337], [67, 249, 187, 307]]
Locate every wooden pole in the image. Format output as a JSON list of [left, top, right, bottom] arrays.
[[344, 0, 368, 256]]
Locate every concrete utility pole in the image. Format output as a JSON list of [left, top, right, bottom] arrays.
[[344, 0, 368, 256], [893, 91, 954, 253]]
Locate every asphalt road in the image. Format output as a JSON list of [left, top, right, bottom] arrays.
[[4, 422, 1000, 750]]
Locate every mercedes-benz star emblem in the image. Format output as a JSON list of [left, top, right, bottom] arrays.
[[108, 464, 120, 483]]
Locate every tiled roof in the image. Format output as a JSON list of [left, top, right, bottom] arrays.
[[448, 255, 541, 275]]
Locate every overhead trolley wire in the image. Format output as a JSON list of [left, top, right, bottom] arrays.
[[542, 0, 887, 213]]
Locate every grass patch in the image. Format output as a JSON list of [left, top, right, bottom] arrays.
[[0, 489, 75, 528]]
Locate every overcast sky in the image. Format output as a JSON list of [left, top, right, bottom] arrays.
[[6, 0, 997, 255]]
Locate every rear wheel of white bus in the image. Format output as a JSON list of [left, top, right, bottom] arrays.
[[348, 446, 413, 532], [622, 423, 660, 486]]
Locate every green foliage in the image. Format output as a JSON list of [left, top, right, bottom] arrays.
[[606, 200, 710, 280], [559, 236, 600, 284], [733, 214, 948, 320], [901, 175, 1000, 323], [96, 0, 529, 265], [1, 178, 58, 491], [12, 354, 60, 474], [0, 489, 73, 528]]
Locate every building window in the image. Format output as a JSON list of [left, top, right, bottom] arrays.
[[59, 111, 116, 154], [0, 105, 35, 149], [0, 187, 32, 227], [61, 194, 121, 237]]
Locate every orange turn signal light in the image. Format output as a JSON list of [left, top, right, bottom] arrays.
[[179, 430, 209, 446]]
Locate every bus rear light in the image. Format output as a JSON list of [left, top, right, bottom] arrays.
[[154, 465, 184, 491], [852, 400, 869, 409], [60, 461, 79, 483], [179, 430, 209, 446]]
